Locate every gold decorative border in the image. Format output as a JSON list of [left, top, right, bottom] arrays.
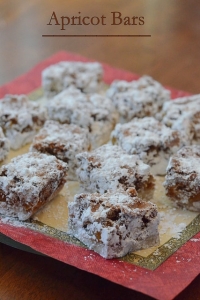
[[120, 213, 200, 270], [20, 213, 199, 270], [25, 88, 200, 270]]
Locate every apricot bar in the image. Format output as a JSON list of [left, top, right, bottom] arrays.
[[106, 75, 170, 123], [76, 144, 155, 200], [0, 94, 46, 149], [0, 152, 67, 220], [164, 146, 200, 211], [47, 87, 118, 149], [30, 120, 91, 180], [111, 117, 183, 175], [157, 94, 200, 145], [68, 189, 160, 259], [0, 127, 9, 162], [42, 61, 103, 97]]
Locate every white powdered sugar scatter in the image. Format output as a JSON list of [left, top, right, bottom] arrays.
[[0, 94, 46, 149], [0, 127, 10, 162], [76, 144, 155, 200], [111, 117, 183, 175], [164, 145, 200, 212], [42, 61, 103, 97], [106, 75, 171, 122], [46, 87, 118, 149], [0, 152, 67, 220], [68, 189, 159, 259], [30, 120, 91, 180], [159, 210, 186, 239], [156, 94, 200, 144], [190, 238, 200, 242]]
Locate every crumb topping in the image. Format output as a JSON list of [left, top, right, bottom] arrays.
[[76, 144, 153, 196], [157, 94, 200, 144], [47, 88, 117, 127], [106, 76, 171, 121], [46, 87, 118, 148], [0, 94, 46, 128], [68, 189, 159, 258], [30, 120, 91, 180], [112, 117, 182, 154], [166, 145, 200, 176], [111, 117, 183, 175], [72, 189, 157, 220], [31, 120, 90, 148], [42, 61, 103, 97], [0, 127, 10, 162], [0, 152, 68, 220], [0, 94, 46, 149], [164, 145, 200, 211]]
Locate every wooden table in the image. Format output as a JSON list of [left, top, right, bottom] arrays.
[[0, 1, 200, 299]]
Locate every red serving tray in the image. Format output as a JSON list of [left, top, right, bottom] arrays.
[[0, 51, 199, 300]]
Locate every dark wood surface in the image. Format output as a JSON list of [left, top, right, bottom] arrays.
[[0, 1, 200, 299]]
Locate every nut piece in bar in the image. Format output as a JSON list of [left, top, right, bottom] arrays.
[[0, 127, 10, 162], [68, 189, 160, 259], [111, 117, 183, 175], [0, 95, 46, 150], [106, 75, 170, 123], [156, 94, 200, 145], [76, 144, 155, 200], [46, 88, 118, 149], [30, 120, 91, 180], [0, 152, 68, 220], [42, 61, 103, 98], [164, 145, 200, 211]]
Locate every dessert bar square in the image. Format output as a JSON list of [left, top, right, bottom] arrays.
[[106, 75, 171, 123], [0, 152, 68, 220], [156, 94, 200, 145], [76, 144, 155, 200], [0, 127, 10, 162], [42, 61, 103, 98], [164, 145, 200, 211], [47, 88, 118, 149], [111, 117, 183, 175], [30, 120, 91, 180], [0, 95, 46, 150], [68, 189, 160, 259]]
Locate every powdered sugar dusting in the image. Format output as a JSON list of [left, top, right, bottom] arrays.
[[111, 117, 183, 175], [0, 127, 10, 162], [76, 144, 154, 200], [30, 120, 91, 180], [42, 61, 103, 97], [0, 94, 46, 149], [106, 75, 171, 122], [68, 189, 159, 258], [0, 152, 67, 220], [159, 210, 186, 239], [46, 87, 118, 149], [190, 238, 200, 242], [157, 94, 200, 144], [164, 146, 200, 211]]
